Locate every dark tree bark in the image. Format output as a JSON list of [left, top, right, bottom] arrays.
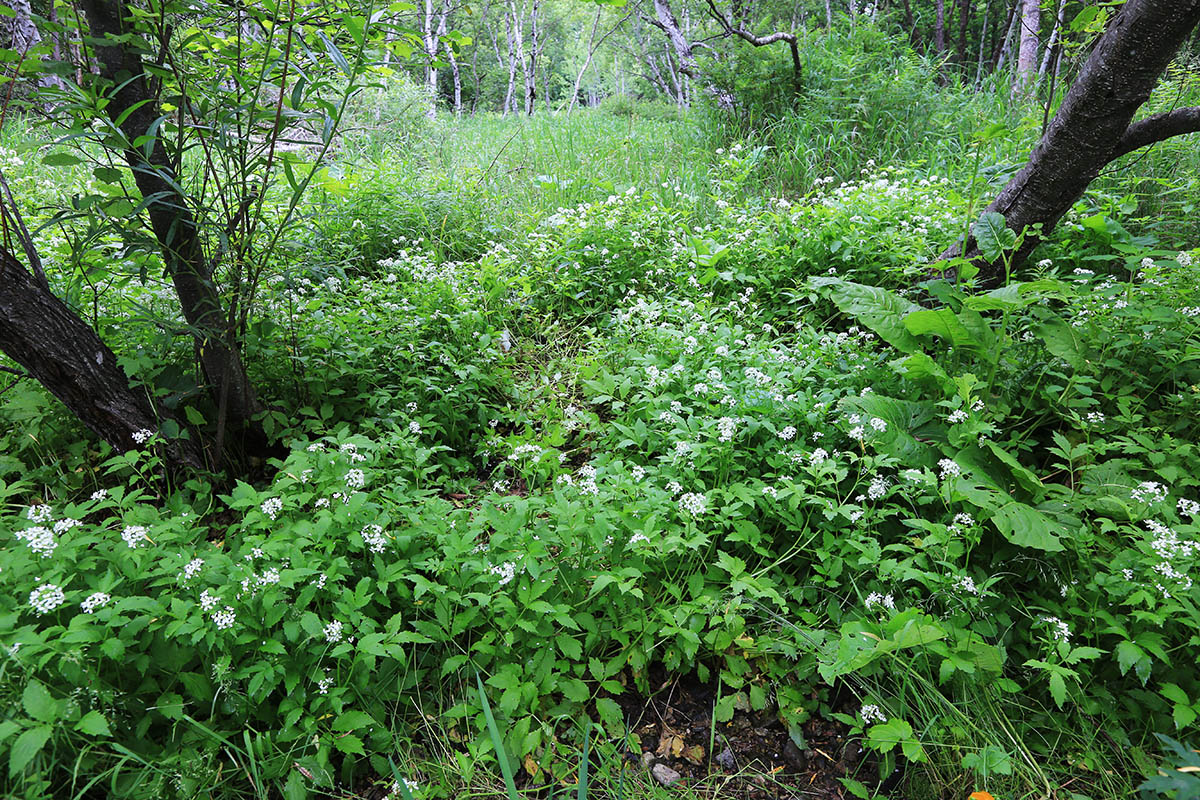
[[0, 248, 203, 469], [79, 0, 266, 456], [934, 0, 946, 54], [944, 0, 1200, 286]]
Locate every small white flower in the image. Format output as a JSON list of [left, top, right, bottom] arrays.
[[860, 704, 888, 725], [324, 619, 344, 643], [1178, 498, 1199, 519], [27, 504, 53, 523], [121, 525, 149, 549], [867, 477, 887, 501], [778, 426, 797, 441], [1131, 481, 1167, 504], [409, 421, 422, 435], [213, 606, 236, 630], [81, 592, 111, 613], [716, 417, 737, 443], [317, 671, 334, 694], [947, 409, 968, 424], [762, 486, 778, 499], [131, 429, 155, 445], [90, 489, 108, 501], [955, 575, 979, 595], [629, 532, 650, 545], [53, 518, 81, 534], [869, 417, 887, 432], [489, 561, 517, 586], [938, 459, 961, 480], [199, 589, 220, 611], [361, 524, 388, 554], [677, 492, 707, 517], [180, 558, 204, 582], [29, 583, 66, 615], [1040, 615, 1071, 644], [631, 465, 646, 481], [809, 448, 828, 466], [345, 469, 365, 490], [16, 526, 56, 557], [260, 497, 283, 520]]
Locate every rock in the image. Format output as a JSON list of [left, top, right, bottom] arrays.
[[716, 747, 736, 770], [640, 751, 656, 769], [783, 738, 807, 771], [651, 763, 682, 787]]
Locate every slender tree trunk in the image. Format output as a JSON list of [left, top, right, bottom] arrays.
[[944, 0, 1200, 285], [956, 0, 972, 67], [1012, 0, 1038, 97], [0, 248, 203, 469], [79, 0, 266, 455], [934, 0, 947, 54], [991, 0, 1018, 70], [975, 0, 991, 87]]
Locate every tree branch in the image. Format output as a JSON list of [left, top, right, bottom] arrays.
[[701, 0, 801, 89], [1113, 106, 1200, 159]]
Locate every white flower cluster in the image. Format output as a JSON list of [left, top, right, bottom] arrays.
[[865, 592, 895, 611], [509, 443, 544, 461], [122, 525, 149, 549], [716, 416, 737, 443], [777, 426, 797, 441], [200, 589, 220, 611], [860, 703, 888, 724], [345, 469, 366, 490], [16, 526, 56, 557], [81, 592, 111, 613], [260, 497, 283, 520], [678, 492, 707, 517], [324, 619, 344, 643], [131, 429, 155, 445], [1040, 615, 1071, 644], [489, 561, 516, 586], [180, 558, 204, 582], [1132, 481, 1168, 504], [27, 504, 53, 523], [213, 606, 237, 630], [361, 524, 389, 554], [938, 459, 962, 480], [29, 583, 66, 615], [955, 575, 979, 595]]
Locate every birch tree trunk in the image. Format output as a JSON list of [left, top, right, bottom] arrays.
[[1012, 0, 1039, 98]]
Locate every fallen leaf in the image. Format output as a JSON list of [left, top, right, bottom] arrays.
[[969, 792, 996, 800], [524, 755, 540, 777]]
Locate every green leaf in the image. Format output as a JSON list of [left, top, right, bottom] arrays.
[[808, 277, 922, 353], [22, 681, 58, 723], [713, 693, 738, 723], [557, 636, 582, 660], [866, 718, 913, 754], [74, 711, 111, 736], [1048, 672, 1068, 708], [333, 711, 376, 732], [961, 744, 1014, 776], [332, 734, 365, 755], [42, 151, 85, 167], [990, 501, 1064, 551], [9, 726, 52, 776], [183, 406, 206, 426], [1035, 316, 1088, 369], [559, 678, 589, 703], [1173, 704, 1197, 730], [903, 308, 979, 349], [973, 211, 1017, 261], [594, 697, 624, 733]]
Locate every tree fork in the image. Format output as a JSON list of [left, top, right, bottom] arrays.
[[943, 0, 1200, 286]]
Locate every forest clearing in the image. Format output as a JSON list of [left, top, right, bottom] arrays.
[[1, 1, 1200, 798]]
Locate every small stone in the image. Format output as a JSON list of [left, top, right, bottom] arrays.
[[651, 763, 682, 787], [640, 751, 656, 769], [716, 747, 736, 770]]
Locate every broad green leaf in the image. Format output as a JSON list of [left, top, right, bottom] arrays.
[[594, 697, 624, 733], [22, 681, 58, 723], [1035, 317, 1088, 369], [333, 711, 375, 732], [42, 151, 84, 167], [74, 711, 111, 736], [991, 501, 1065, 551], [866, 718, 913, 754], [973, 211, 1017, 261], [559, 678, 589, 703], [1048, 671, 1068, 708], [9, 726, 52, 776], [984, 441, 1043, 496], [809, 277, 922, 353], [903, 308, 979, 349], [332, 733, 365, 755]]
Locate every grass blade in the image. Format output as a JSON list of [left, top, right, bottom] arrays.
[[577, 723, 590, 800], [476, 671, 520, 799]]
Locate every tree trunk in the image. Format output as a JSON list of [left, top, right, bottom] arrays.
[[956, 0, 972, 67], [944, 0, 1200, 286], [79, 0, 266, 456], [0, 248, 203, 469], [1012, 0, 1038, 97]]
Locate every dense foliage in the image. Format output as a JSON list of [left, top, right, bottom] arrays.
[[2, 9, 1200, 800]]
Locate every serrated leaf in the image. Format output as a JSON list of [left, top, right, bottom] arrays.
[[22, 681, 58, 723], [594, 697, 624, 733], [559, 678, 589, 703], [74, 711, 111, 736], [1048, 672, 1068, 708], [332, 733, 365, 755], [9, 726, 52, 776], [557, 636, 582, 660], [866, 718, 913, 754], [713, 693, 738, 723], [333, 711, 375, 732]]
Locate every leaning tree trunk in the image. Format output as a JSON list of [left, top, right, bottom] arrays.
[[945, 0, 1200, 286], [0, 248, 203, 469], [79, 0, 266, 454]]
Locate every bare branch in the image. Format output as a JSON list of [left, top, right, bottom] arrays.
[[1113, 106, 1200, 159]]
